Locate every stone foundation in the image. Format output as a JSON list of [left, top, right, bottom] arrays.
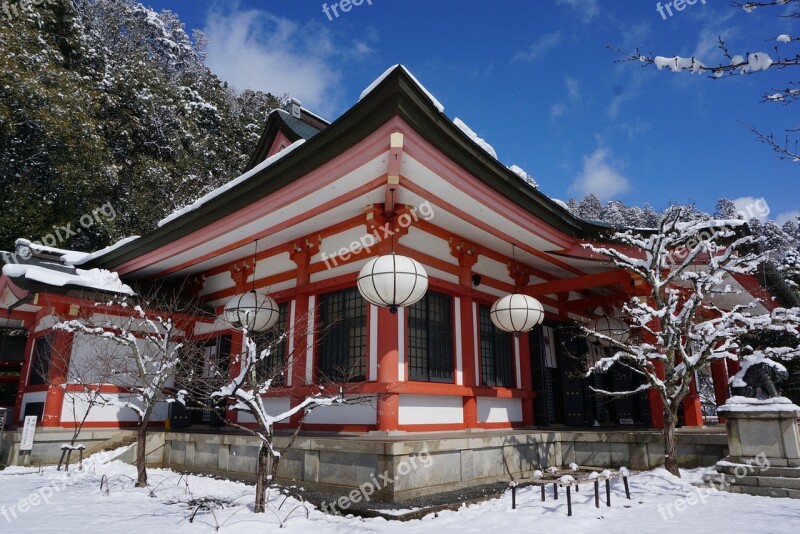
[[163, 429, 727, 501]]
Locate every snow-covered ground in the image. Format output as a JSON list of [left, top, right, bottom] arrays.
[[1, 452, 799, 533]]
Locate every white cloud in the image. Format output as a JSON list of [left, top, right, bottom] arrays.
[[512, 32, 561, 62], [776, 210, 800, 227], [568, 148, 631, 200], [732, 196, 771, 221], [550, 77, 581, 118], [203, 5, 344, 116], [557, 0, 599, 23]]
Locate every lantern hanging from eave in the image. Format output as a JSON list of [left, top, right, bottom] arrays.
[[357, 253, 428, 314], [223, 290, 280, 332], [490, 293, 545, 334], [587, 316, 631, 347]]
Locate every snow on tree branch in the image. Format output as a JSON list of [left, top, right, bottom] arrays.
[[578, 206, 799, 476]]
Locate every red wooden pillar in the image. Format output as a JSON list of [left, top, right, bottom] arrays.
[[726, 358, 741, 380], [648, 359, 666, 429], [41, 329, 73, 428], [643, 300, 666, 429], [710, 359, 729, 422], [376, 305, 400, 431], [14, 330, 38, 424], [453, 245, 478, 429], [517, 332, 534, 426], [289, 241, 317, 425], [682, 375, 704, 427], [460, 296, 478, 429]]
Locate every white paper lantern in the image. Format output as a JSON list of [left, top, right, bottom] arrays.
[[223, 291, 280, 332], [357, 254, 428, 313], [490, 293, 544, 333], [587, 316, 630, 347]]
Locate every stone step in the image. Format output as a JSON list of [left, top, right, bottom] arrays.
[[715, 464, 800, 479], [718, 484, 800, 500], [704, 472, 800, 499]]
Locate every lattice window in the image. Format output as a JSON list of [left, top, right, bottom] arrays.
[[408, 291, 453, 383], [479, 305, 515, 387], [253, 302, 289, 386], [28, 335, 54, 386], [318, 288, 367, 381]]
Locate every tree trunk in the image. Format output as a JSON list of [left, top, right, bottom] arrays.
[[271, 450, 282, 482], [254, 444, 271, 513], [135, 425, 148, 487], [663, 408, 680, 477]]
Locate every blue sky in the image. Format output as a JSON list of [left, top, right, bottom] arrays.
[[146, 0, 799, 225]]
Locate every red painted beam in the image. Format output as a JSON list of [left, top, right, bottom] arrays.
[[524, 270, 632, 297]]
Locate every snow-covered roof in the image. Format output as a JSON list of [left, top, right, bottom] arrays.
[[157, 139, 306, 227], [1, 239, 134, 296], [360, 64, 445, 113], [2, 262, 133, 296]]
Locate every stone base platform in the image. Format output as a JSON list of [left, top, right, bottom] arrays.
[[163, 428, 726, 502], [705, 459, 800, 499]]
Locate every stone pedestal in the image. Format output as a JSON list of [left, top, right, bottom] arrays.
[[717, 396, 800, 467]]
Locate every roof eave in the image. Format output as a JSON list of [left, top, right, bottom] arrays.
[[88, 66, 612, 272]]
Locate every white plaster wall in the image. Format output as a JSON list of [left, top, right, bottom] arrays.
[[198, 271, 235, 297], [304, 401, 377, 425], [68, 334, 175, 389], [398, 394, 463, 425], [477, 397, 523, 423], [59, 394, 169, 423], [236, 397, 292, 424]]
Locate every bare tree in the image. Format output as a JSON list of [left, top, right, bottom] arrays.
[[183, 314, 373, 514], [581, 207, 800, 476], [612, 0, 800, 160], [53, 286, 207, 486]]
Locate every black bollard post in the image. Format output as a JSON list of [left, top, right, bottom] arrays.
[[623, 476, 631, 499], [512, 484, 517, 510], [566, 486, 572, 517], [605, 479, 611, 507], [541, 484, 546, 502], [594, 480, 600, 508], [554, 483, 558, 500]]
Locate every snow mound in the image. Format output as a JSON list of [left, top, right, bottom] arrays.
[[718, 396, 800, 412], [62, 236, 140, 266], [158, 139, 305, 227], [359, 64, 445, 113], [2, 263, 134, 295], [454, 118, 497, 159]]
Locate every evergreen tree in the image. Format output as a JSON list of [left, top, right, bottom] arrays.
[[0, 0, 282, 252], [714, 198, 739, 220], [577, 194, 602, 221]]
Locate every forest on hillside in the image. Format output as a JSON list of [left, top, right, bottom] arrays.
[[0, 0, 281, 252]]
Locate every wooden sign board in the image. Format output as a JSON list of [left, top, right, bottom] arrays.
[[20, 416, 38, 452]]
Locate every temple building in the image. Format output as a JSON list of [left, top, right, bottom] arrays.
[[0, 65, 790, 437]]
